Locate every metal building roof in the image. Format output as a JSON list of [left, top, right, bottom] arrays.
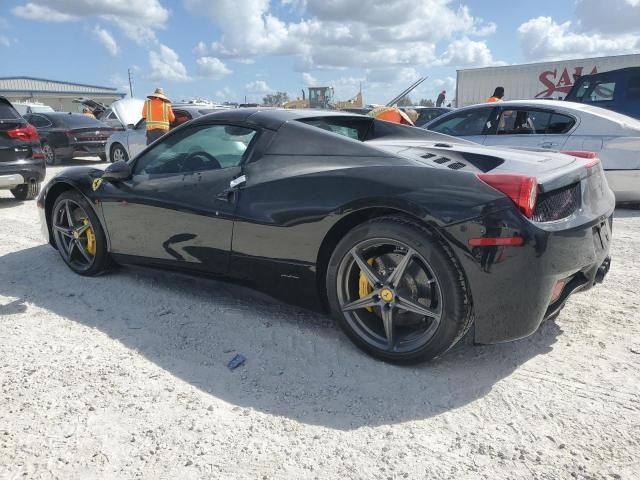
[[0, 76, 124, 96]]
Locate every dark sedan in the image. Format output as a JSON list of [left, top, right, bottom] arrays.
[[25, 112, 114, 165], [38, 109, 613, 363]]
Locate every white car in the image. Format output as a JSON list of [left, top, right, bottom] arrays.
[[425, 99, 640, 203]]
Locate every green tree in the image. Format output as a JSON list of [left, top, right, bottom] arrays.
[[419, 98, 435, 107], [263, 91, 290, 106], [396, 95, 414, 107]]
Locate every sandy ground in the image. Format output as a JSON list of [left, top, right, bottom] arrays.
[[1, 159, 639, 479]]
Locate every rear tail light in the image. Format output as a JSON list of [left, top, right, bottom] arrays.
[[561, 150, 600, 168], [6, 123, 39, 141], [478, 174, 538, 218]]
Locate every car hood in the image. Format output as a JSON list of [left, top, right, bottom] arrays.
[[111, 98, 144, 127]]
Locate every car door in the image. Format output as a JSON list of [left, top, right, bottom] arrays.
[[127, 119, 147, 158], [99, 122, 258, 274], [426, 106, 497, 144]]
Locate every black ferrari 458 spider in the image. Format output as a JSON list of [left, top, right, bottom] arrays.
[[38, 109, 614, 363]]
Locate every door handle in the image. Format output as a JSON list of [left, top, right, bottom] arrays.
[[216, 175, 247, 202], [540, 141, 556, 149]]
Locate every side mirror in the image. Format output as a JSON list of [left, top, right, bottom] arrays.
[[102, 160, 132, 182]]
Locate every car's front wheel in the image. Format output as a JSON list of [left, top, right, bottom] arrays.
[[326, 216, 472, 363], [110, 144, 128, 163], [51, 191, 110, 276]]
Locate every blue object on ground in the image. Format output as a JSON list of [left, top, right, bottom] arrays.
[[227, 354, 246, 370]]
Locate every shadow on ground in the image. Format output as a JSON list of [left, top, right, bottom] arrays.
[[0, 245, 562, 430]]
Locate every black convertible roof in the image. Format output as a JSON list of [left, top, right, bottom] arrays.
[[193, 108, 363, 130]]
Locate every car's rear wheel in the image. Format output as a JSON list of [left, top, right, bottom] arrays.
[[10, 181, 40, 201], [110, 144, 128, 163], [326, 216, 472, 363], [42, 142, 57, 166], [51, 191, 110, 276]]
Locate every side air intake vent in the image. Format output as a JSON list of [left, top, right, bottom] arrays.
[[421, 153, 436, 159], [447, 161, 466, 170]]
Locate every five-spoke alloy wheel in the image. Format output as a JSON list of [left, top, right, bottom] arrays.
[[51, 191, 109, 275], [327, 216, 471, 363]]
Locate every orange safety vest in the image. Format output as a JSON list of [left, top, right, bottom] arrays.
[[486, 96, 501, 103], [369, 107, 414, 125], [142, 98, 175, 131]]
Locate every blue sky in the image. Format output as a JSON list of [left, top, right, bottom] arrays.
[[1, 1, 639, 104]]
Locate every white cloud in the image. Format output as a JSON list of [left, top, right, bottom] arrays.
[[13, 3, 76, 22], [0, 35, 10, 47], [215, 86, 235, 101], [149, 44, 190, 82], [518, 16, 639, 61], [196, 56, 232, 79], [575, 0, 640, 34], [302, 72, 318, 86], [187, 0, 498, 71], [92, 25, 118, 56], [438, 38, 503, 67], [12, 1, 168, 44], [245, 80, 272, 94]]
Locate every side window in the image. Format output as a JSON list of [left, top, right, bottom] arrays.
[[577, 79, 616, 103], [133, 124, 257, 176], [627, 75, 640, 100], [29, 114, 51, 128], [496, 109, 551, 135], [429, 109, 494, 136], [135, 119, 146, 130], [546, 114, 575, 134]]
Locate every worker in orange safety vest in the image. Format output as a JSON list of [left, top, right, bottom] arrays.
[[142, 87, 175, 145], [486, 86, 505, 103]]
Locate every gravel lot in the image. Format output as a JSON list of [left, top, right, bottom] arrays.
[[1, 160, 639, 479]]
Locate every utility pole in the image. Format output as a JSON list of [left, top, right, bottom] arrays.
[[127, 68, 134, 97]]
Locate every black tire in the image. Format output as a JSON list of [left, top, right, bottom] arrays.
[[110, 143, 129, 163], [51, 190, 110, 276], [42, 142, 57, 166], [326, 216, 472, 363], [98, 153, 107, 162], [10, 181, 41, 201]]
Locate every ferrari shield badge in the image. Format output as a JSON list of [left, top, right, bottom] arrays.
[[92, 178, 103, 191]]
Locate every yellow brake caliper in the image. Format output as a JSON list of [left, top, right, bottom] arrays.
[[83, 218, 96, 256], [358, 258, 375, 312]]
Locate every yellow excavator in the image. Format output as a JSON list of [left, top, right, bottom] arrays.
[[283, 87, 363, 110]]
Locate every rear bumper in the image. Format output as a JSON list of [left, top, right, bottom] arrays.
[[445, 208, 614, 344], [605, 169, 640, 203], [0, 159, 45, 188]]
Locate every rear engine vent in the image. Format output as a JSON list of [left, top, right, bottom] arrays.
[[433, 157, 450, 164], [447, 161, 466, 170], [533, 183, 581, 222], [421, 153, 436, 160]]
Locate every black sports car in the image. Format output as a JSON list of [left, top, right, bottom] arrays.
[[38, 109, 614, 363]]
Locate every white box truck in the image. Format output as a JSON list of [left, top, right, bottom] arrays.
[[455, 53, 640, 107]]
